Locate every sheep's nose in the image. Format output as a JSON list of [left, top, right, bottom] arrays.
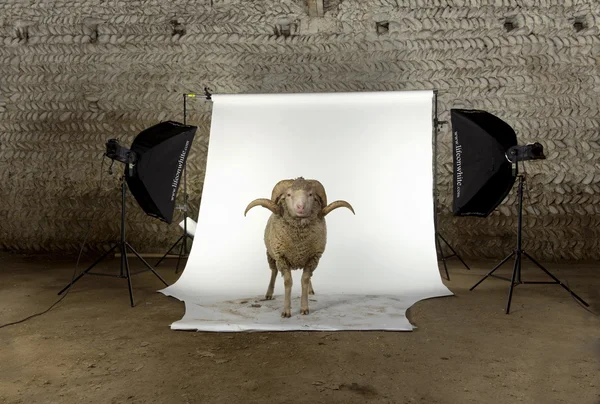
[[296, 203, 304, 212]]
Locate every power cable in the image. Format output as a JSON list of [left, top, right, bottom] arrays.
[[0, 154, 109, 329]]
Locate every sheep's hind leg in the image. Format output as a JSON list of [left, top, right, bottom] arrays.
[[265, 254, 277, 300]]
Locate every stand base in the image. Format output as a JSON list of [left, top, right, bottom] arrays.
[[435, 231, 470, 281], [58, 241, 169, 307], [470, 249, 589, 314], [155, 233, 194, 274]]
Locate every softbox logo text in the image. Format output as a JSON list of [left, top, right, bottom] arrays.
[[171, 140, 190, 201], [454, 131, 463, 198]]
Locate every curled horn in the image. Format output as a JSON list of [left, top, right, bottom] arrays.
[[244, 198, 279, 216], [320, 200, 355, 217], [244, 179, 295, 216]]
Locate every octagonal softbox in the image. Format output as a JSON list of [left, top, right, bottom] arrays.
[[125, 121, 197, 224], [450, 109, 517, 217]]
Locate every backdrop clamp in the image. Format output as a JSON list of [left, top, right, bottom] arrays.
[[204, 87, 212, 100]]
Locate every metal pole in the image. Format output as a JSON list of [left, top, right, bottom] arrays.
[[120, 176, 126, 278], [433, 90, 439, 232], [182, 94, 188, 256], [515, 169, 523, 284]]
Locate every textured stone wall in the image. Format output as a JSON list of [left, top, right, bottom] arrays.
[[0, 0, 598, 261]]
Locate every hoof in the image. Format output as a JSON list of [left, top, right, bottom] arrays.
[[281, 310, 291, 318], [308, 290, 315, 295], [300, 308, 309, 315], [265, 295, 273, 300]]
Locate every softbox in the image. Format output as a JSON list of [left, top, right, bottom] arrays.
[[450, 109, 517, 217], [125, 121, 197, 224]]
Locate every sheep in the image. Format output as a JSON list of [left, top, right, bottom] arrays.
[[244, 177, 355, 318]]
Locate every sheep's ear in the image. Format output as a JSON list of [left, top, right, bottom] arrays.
[[274, 200, 282, 215], [314, 193, 325, 207], [270, 179, 295, 203], [308, 180, 327, 207], [273, 192, 285, 206]]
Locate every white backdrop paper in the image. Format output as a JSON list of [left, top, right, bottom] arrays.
[[160, 90, 453, 331]]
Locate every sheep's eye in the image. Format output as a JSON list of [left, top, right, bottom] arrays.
[[287, 193, 291, 197], [309, 193, 313, 197]]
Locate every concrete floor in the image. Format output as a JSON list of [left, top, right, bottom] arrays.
[[0, 251, 599, 404]]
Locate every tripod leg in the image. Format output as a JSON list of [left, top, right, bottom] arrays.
[[126, 242, 169, 287], [505, 252, 521, 314], [523, 251, 590, 307], [120, 243, 126, 278], [175, 236, 186, 274], [470, 252, 515, 291], [58, 243, 119, 295], [435, 233, 450, 280], [122, 243, 135, 307], [155, 235, 184, 267], [438, 233, 471, 270]]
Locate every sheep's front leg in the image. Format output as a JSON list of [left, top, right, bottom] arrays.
[[276, 260, 293, 318], [281, 269, 293, 318], [301, 255, 321, 315], [300, 271, 312, 315]]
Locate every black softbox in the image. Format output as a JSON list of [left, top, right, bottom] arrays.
[[125, 121, 197, 224], [450, 109, 517, 217]]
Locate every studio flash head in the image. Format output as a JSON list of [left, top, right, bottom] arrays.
[[506, 142, 546, 164], [105, 138, 137, 165]]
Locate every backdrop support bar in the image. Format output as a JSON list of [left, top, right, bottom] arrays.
[[433, 90, 470, 280]]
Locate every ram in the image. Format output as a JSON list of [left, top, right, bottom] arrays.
[[244, 177, 354, 318]]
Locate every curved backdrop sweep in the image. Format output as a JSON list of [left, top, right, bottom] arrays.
[[160, 90, 453, 332]]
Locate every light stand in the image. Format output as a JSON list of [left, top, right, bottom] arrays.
[[154, 93, 195, 273], [58, 174, 169, 307], [469, 159, 589, 314], [433, 90, 470, 280]]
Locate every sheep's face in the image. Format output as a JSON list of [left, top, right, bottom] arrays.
[[283, 186, 317, 218]]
